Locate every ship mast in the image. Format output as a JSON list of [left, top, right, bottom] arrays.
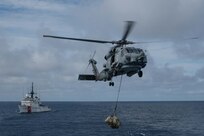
[[31, 82, 34, 98]]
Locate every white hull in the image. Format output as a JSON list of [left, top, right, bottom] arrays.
[[18, 105, 51, 113]]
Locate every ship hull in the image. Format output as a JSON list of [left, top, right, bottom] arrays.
[[18, 105, 51, 113]]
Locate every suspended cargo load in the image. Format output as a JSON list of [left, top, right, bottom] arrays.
[[105, 75, 123, 129], [105, 115, 121, 129]]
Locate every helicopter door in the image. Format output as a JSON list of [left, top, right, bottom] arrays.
[[110, 48, 116, 67], [111, 55, 115, 65]]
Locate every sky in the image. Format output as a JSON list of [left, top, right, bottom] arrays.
[[0, 0, 204, 101]]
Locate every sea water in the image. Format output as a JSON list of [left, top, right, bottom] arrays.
[[0, 102, 203, 136]]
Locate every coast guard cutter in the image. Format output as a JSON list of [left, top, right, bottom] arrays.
[[18, 83, 51, 113]]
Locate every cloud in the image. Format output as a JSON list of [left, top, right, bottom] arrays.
[[0, 0, 204, 101], [0, 0, 68, 12]]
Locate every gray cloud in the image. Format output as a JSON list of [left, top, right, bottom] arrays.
[[0, 0, 204, 101]]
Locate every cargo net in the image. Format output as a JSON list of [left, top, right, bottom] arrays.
[[105, 75, 123, 129]]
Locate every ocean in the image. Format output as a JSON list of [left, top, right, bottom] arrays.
[[0, 102, 203, 136]]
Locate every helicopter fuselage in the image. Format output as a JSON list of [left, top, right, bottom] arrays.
[[104, 46, 147, 77], [78, 46, 147, 84]]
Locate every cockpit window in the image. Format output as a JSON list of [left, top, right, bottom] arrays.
[[126, 47, 142, 53], [136, 48, 142, 53], [126, 48, 130, 53]]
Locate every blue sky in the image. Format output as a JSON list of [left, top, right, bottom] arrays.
[[0, 0, 204, 101]]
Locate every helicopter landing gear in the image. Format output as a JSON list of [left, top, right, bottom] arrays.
[[138, 70, 143, 77], [109, 82, 114, 86]]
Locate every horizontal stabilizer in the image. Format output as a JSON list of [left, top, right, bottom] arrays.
[[78, 74, 96, 81]]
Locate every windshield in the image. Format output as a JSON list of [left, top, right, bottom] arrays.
[[125, 47, 142, 53]]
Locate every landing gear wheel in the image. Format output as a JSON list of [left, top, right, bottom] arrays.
[[138, 71, 143, 78], [112, 82, 114, 86], [109, 82, 114, 86]]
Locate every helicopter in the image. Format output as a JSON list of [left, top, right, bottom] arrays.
[[43, 21, 197, 86], [43, 21, 147, 86]]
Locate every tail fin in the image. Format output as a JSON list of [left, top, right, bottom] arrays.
[[89, 59, 99, 77], [78, 58, 99, 81]]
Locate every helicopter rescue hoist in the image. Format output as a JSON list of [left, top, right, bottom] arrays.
[[43, 21, 148, 86]]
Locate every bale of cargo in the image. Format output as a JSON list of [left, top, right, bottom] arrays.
[[105, 115, 121, 129]]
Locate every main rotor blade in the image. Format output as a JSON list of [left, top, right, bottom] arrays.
[[43, 35, 114, 44], [134, 37, 199, 44], [122, 21, 135, 41]]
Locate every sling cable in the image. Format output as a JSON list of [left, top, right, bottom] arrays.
[[105, 75, 123, 129]]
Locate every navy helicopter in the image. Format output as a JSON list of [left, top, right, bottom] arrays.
[[43, 21, 147, 86], [43, 21, 197, 86], [44, 21, 147, 86]]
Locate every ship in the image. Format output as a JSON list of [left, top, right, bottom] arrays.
[[18, 82, 51, 113]]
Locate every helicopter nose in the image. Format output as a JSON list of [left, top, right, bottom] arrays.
[[138, 54, 147, 63], [143, 56, 147, 63], [131, 53, 145, 63]]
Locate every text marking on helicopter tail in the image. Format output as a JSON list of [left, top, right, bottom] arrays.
[[78, 74, 96, 81]]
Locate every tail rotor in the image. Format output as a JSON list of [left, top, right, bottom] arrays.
[[85, 50, 96, 72]]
